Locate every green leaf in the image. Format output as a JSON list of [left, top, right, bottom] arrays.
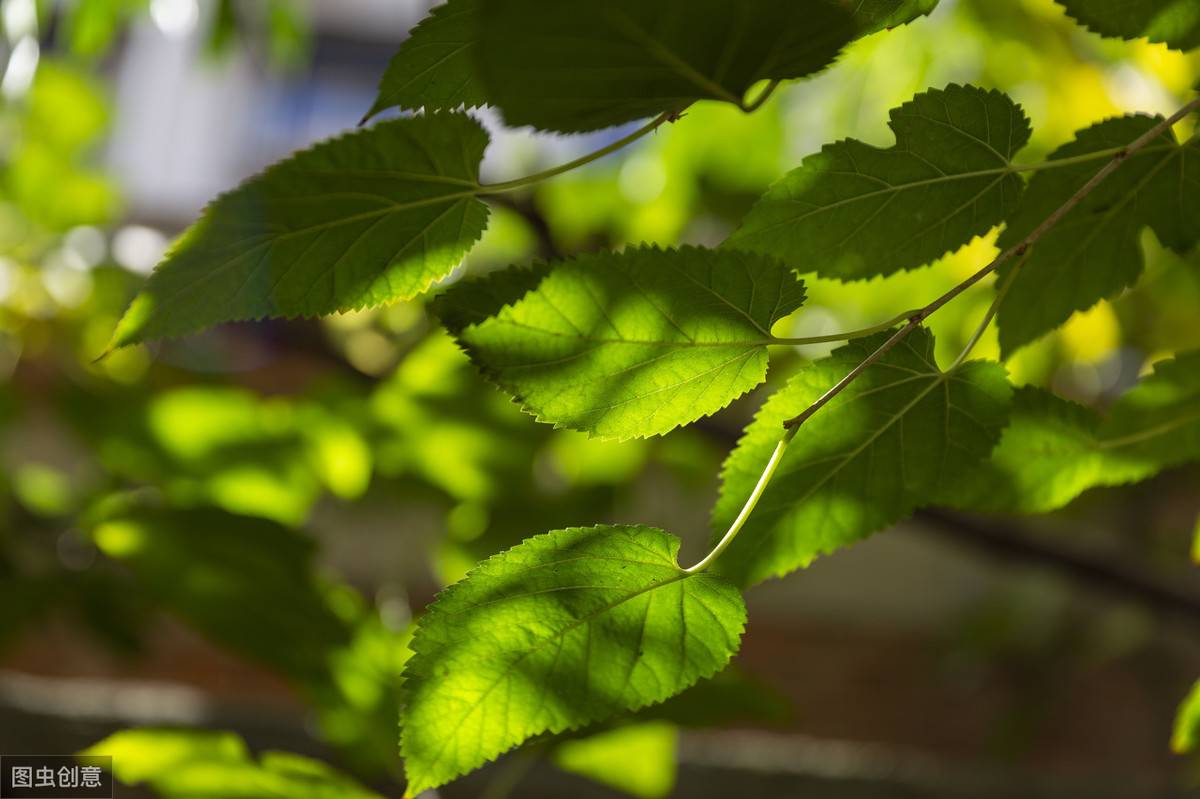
[[934, 387, 1112, 514], [455, 246, 807, 439], [852, 0, 941, 34], [554, 722, 678, 799], [109, 114, 489, 349], [1098, 349, 1200, 469], [82, 729, 381, 799], [711, 329, 1012, 588], [938, 351, 1200, 513], [89, 506, 352, 684], [1057, 0, 1200, 50], [996, 116, 1200, 355], [431, 262, 552, 336], [726, 84, 1030, 280], [1173, 679, 1200, 753], [475, 0, 857, 132], [400, 524, 746, 795], [363, 0, 485, 122], [364, 0, 933, 125]]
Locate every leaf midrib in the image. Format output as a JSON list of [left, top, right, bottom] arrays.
[[407, 566, 696, 786]]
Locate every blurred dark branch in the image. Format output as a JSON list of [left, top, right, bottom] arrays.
[[485, 194, 563, 261], [916, 509, 1200, 624], [695, 415, 1200, 623]]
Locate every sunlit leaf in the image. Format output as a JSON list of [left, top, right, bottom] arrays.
[[1057, 0, 1200, 50], [475, 0, 857, 132], [554, 722, 678, 799], [456, 246, 806, 439], [727, 85, 1030, 280], [711, 329, 1011, 587], [1173, 679, 1200, 753], [82, 729, 382, 799], [996, 117, 1200, 355], [109, 114, 489, 348], [400, 524, 745, 795], [431, 262, 551, 336], [939, 351, 1200, 513], [364, 0, 484, 121]]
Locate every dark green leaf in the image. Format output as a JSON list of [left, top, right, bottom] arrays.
[[366, 0, 934, 125], [996, 116, 1200, 355], [852, 0, 941, 34], [1057, 0, 1200, 50], [431, 262, 552, 336], [711, 329, 1012, 587], [89, 505, 352, 684], [400, 524, 746, 795], [475, 0, 857, 132], [455, 246, 807, 439], [364, 0, 484, 121], [109, 114, 489, 349], [726, 84, 1030, 280]]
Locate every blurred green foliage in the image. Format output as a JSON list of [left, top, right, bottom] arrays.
[[1, 0, 1199, 796]]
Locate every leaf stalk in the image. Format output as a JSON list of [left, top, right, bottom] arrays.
[[683, 93, 1200, 575]]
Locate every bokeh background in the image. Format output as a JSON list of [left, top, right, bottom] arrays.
[[1, 0, 1199, 796]]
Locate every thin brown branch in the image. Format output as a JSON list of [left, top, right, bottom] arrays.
[[782, 95, 1200, 430]]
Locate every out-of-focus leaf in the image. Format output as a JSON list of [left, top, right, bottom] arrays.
[[59, 0, 145, 58], [89, 506, 352, 684], [109, 114, 490, 349], [554, 722, 678, 799], [1173, 679, 1200, 753], [456, 246, 806, 439], [400, 525, 745, 795], [82, 729, 382, 798], [647, 668, 790, 727], [712, 329, 1011, 587], [727, 85, 1029, 280]]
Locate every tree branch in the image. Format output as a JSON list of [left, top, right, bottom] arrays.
[[917, 508, 1200, 624], [781, 94, 1200, 430]]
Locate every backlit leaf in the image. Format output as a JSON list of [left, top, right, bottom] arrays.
[[996, 116, 1200, 355], [365, 0, 935, 125], [431, 262, 551, 336], [851, 0, 942, 34], [475, 0, 857, 132], [400, 524, 746, 795], [1057, 0, 1200, 50], [364, 0, 484, 121], [553, 722, 678, 799], [711, 329, 1011, 588], [456, 246, 807, 439], [939, 351, 1200, 513], [726, 84, 1030, 280], [109, 114, 489, 349]]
